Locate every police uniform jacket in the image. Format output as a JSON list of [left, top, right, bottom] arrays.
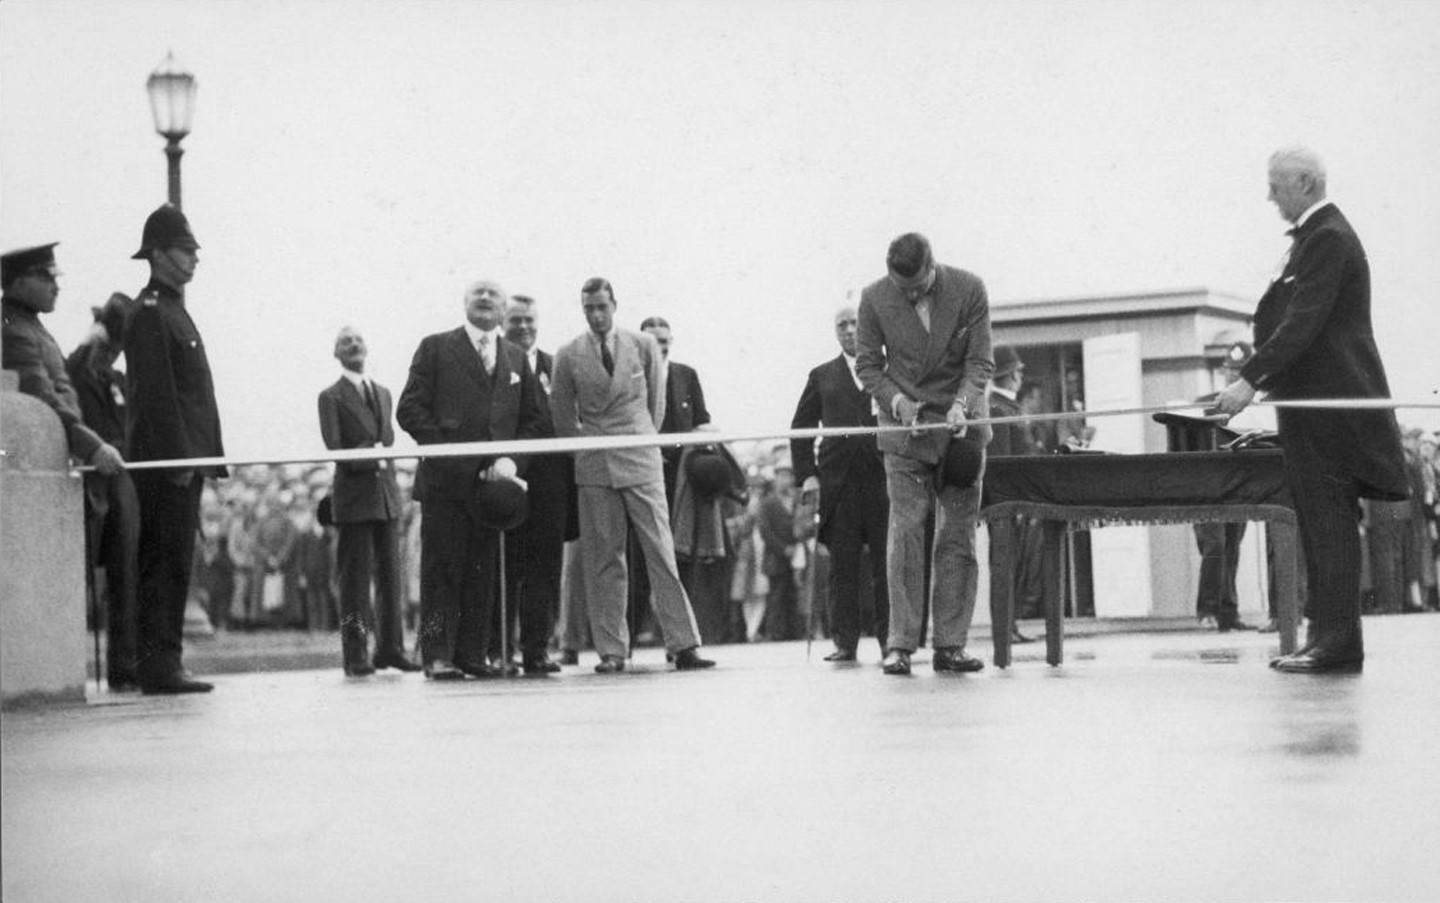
[[117, 281, 226, 477], [1239, 203, 1406, 499]]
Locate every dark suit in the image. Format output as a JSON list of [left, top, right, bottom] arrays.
[[790, 353, 889, 654], [1239, 203, 1407, 656], [632, 359, 712, 642], [856, 264, 993, 654], [504, 349, 577, 659], [318, 375, 406, 670], [396, 327, 544, 667], [659, 360, 710, 501], [117, 281, 226, 685]]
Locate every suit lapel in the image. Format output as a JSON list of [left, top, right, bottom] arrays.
[[920, 269, 961, 373], [338, 378, 378, 434], [447, 327, 489, 389]]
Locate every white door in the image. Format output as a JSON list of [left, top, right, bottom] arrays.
[[1082, 333, 1151, 617]]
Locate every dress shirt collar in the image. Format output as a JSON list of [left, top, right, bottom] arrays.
[[339, 369, 368, 389], [990, 384, 1018, 402], [1293, 199, 1333, 232], [464, 321, 501, 348]]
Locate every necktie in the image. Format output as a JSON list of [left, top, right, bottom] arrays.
[[601, 340, 614, 377], [362, 380, 380, 420], [477, 334, 494, 375]]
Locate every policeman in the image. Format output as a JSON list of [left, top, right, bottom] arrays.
[[105, 205, 226, 694]]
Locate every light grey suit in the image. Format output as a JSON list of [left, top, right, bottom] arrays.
[[550, 327, 701, 658], [856, 264, 994, 654]]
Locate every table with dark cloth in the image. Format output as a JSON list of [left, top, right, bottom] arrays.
[[981, 450, 1299, 666]]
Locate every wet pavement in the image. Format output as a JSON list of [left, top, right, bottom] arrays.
[[5, 614, 1440, 903]]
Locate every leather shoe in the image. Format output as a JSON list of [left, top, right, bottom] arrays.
[[594, 655, 626, 674], [1273, 645, 1363, 674], [1010, 628, 1036, 644], [673, 647, 716, 670], [424, 660, 465, 681], [455, 659, 506, 679], [558, 649, 579, 666], [344, 663, 376, 677], [1217, 618, 1257, 633], [140, 673, 214, 695], [523, 654, 562, 675], [823, 648, 857, 662], [107, 674, 141, 693], [373, 651, 421, 672], [933, 647, 984, 673], [881, 649, 911, 675]]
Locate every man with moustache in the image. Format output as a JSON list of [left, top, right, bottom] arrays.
[[856, 232, 994, 676], [789, 304, 890, 662], [500, 294, 573, 674], [549, 277, 715, 673], [1212, 146, 1408, 673], [317, 326, 418, 677], [397, 280, 544, 680]]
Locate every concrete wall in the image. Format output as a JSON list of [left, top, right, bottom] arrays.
[[1, 372, 88, 706]]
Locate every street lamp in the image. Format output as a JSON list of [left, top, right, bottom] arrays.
[[146, 51, 196, 210]]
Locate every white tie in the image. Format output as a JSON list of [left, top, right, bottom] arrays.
[[477, 334, 494, 375]]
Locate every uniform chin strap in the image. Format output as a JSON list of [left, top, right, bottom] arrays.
[[77, 396, 1440, 473]]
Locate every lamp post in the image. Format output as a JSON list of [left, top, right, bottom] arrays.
[[146, 51, 196, 210]]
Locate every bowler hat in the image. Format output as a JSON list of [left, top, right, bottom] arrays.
[[940, 436, 984, 489], [993, 345, 1023, 380], [686, 448, 732, 498], [1, 242, 59, 289], [132, 205, 200, 259], [472, 478, 530, 531]]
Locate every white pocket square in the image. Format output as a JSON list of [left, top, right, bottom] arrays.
[[1282, 276, 1296, 284], [509, 371, 521, 386]]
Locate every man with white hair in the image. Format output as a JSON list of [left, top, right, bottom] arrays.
[[1212, 147, 1408, 673]]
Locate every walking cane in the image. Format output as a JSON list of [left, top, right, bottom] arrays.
[[800, 486, 820, 661]]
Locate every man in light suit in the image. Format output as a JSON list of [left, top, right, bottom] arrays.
[[856, 232, 994, 676], [790, 304, 889, 662], [1213, 146, 1407, 673], [549, 276, 715, 674], [396, 280, 545, 680], [317, 326, 418, 677]]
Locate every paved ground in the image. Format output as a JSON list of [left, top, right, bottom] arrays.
[[6, 614, 1440, 903]]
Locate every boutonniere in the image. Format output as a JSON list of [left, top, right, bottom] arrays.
[[509, 371, 521, 386], [539, 371, 552, 394]]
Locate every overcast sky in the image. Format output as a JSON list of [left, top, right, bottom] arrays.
[[4, 0, 1438, 457]]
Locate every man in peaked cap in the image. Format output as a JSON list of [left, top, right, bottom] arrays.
[[116, 205, 225, 694], [2, 243, 127, 476], [3, 243, 132, 684]]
